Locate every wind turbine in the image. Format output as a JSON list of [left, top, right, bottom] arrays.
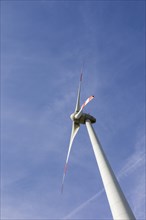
[[62, 73, 136, 220]]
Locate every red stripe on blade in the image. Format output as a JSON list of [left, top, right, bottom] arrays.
[[64, 163, 68, 174]]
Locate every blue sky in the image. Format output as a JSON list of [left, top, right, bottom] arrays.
[[1, 1, 145, 219]]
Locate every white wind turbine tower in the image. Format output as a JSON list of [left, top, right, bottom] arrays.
[[61, 73, 136, 220]]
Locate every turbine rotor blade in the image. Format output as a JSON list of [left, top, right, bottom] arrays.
[[75, 95, 94, 119], [61, 122, 80, 193], [75, 73, 83, 112]]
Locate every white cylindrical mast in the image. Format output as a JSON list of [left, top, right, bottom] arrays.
[[86, 119, 136, 220]]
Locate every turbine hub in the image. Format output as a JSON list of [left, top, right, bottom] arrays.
[[70, 112, 96, 124], [70, 113, 75, 121]]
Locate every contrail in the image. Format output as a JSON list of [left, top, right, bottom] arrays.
[[63, 147, 144, 219], [63, 189, 104, 220]]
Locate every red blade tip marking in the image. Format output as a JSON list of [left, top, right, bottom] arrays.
[[64, 163, 68, 174]]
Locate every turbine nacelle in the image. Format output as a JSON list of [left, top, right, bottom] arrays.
[[80, 113, 96, 124]]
